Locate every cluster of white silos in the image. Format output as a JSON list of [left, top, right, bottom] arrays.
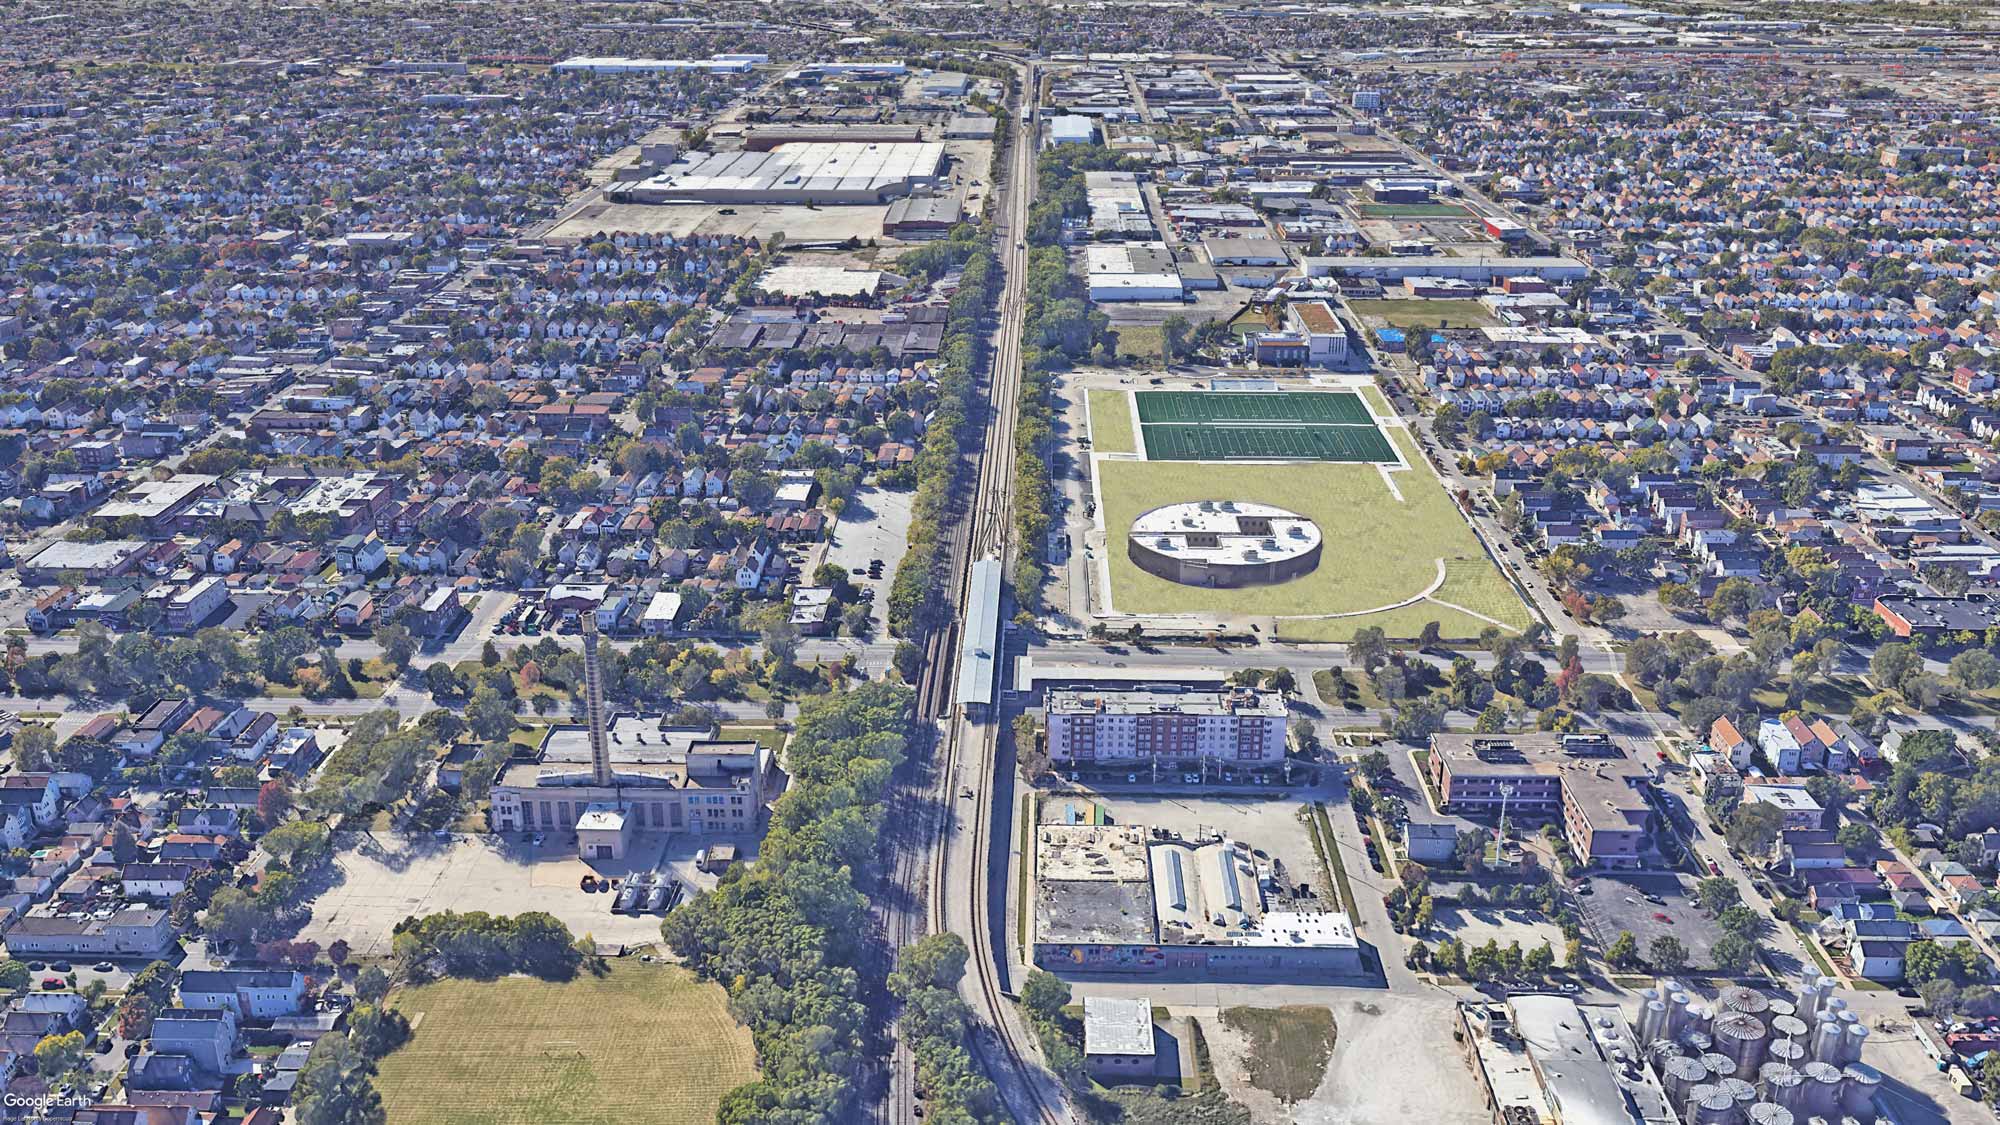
[[1640, 977, 1888, 1125]]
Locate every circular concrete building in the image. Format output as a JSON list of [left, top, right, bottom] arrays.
[[1128, 500, 1322, 588]]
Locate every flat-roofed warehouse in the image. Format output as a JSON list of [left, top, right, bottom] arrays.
[[625, 142, 947, 204]]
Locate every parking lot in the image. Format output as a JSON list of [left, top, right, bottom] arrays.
[[823, 485, 912, 636], [1573, 870, 1724, 969], [299, 829, 760, 957]]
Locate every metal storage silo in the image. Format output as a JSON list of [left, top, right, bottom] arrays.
[[1722, 986, 1771, 1017], [1663, 1055, 1708, 1103], [1759, 1061, 1805, 1112], [1771, 1014, 1809, 1045], [1801, 1062, 1843, 1118], [1680, 1028, 1715, 1054], [1720, 1076, 1758, 1112], [1714, 1011, 1770, 1074], [1640, 999, 1671, 1043], [1701, 1053, 1737, 1082], [1747, 1103, 1795, 1125], [1652, 1038, 1689, 1069], [1795, 976, 1830, 1023], [1766, 1037, 1808, 1068], [1837, 1024, 1868, 1067], [1767, 997, 1797, 1020], [1685, 1084, 1736, 1125], [1810, 1017, 1844, 1063], [1839, 1063, 1883, 1116], [1668, 990, 1694, 1035]]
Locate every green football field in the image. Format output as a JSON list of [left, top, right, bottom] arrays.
[[1132, 390, 1394, 463]]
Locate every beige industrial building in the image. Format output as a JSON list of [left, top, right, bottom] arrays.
[[486, 621, 770, 859], [624, 141, 947, 204]]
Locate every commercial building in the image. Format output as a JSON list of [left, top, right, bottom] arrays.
[[882, 193, 966, 238], [1049, 115, 1098, 146], [1275, 299, 1352, 367], [4, 907, 174, 957], [1743, 784, 1825, 831], [1085, 242, 1183, 302], [1461, 995, 1672, 1125], [20, 539, 147, 583], [1033, 823, 1360, 977], [1083, 996, 1157, 1080], [178, 969, 306, 1020], [1202, 237, 1290, 267], [1128, 500, 1322, 587], [1872, 594, 2000, 639], [1426, 732, 1654, 869], [944, 114, 998, 140], [625, 142, 947, 205], [1351, 89, 1384, 111], [164, 576, 229, 633], [1084, 171, 1156, 239], [1045, 686, 1288, 767]]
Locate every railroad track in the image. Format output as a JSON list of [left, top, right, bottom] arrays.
[[891, 57, 1069, 1125]]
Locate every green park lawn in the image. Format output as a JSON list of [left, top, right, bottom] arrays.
[[1088, 389, 1137, 454], [1348, 298, 1497, 330], [377, 962, 757, 1125], [1099, 424, 1527, 638]]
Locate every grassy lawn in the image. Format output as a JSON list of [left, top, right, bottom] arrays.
[[1099, 422, 1527, 635], [717, 724, 786, 756], [1219, 1005, 1337, 1103], [1434, 557, 1534, 631], [1348, 298, 1496, 330], [1088, 389, 1137, 455], [1358, 384, 1393, 419], [378, 962, 756, 1125], [1114, 323, 1164, 361]]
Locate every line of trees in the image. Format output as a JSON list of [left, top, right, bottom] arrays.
[[1010, 145, 1121, 610], [663, 682, 938, 1124], [887, 225, 1002, 639]]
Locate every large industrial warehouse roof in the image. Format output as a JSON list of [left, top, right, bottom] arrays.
[[643, 142, 945, 201]]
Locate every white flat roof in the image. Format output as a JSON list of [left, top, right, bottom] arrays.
[[646, 141, 944, 199], [1131, 501, 1321, 567]]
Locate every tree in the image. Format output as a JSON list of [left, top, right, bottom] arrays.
[[1649, 935, 1689, 973], [1606, 931, 1639, 968], [1710, 933, 1758, 975], [1695, 876, 1741, 915], [1871, 643, 1923, 692], [202, 886, 268, 946], [32, 1030, 85, 1077], [374, 623, 416, 673], [1951, 649, 2000, 693], [892, 932, 968, 995], [1837, 822, 1878, 862], [1349, 627, 1390, 673], [1726, 801, 1785, 857], [1355, 750, 1392, 785], [12, 725, 54, 772], [355, 966, 392, 1005], [0, 960, 27, 993], [1020, 969, 1070, 1024], [466, 686, 518, 743], [295, 1033, 387, 1125], [1525, 942, 1556, 977], [1707, 578, 1760, 623]]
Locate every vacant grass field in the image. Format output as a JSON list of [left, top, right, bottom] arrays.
[[1348, 298, 1496, 330], [1088, 389, 1137, 454], [377, 963, 756, 1125], [1352, 202, 1472, 218], [1221, 1006, 1337, 1103], [1114, 322, 1164, 361], [1434, 557, 1534, 631]]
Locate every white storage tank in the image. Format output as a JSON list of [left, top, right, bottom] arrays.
[[1686, 1083, 1736, 1125], [1663, 1055, 1708, 1103], [1759, 1061, 1805, 1112], [1837, 1023, 1868, 1067], [1714, 1011, 1770, 1074]]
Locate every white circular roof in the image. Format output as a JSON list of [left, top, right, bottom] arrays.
[[1130, 500, 1321, 567]]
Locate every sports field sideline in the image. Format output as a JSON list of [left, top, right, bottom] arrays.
[[1132, 389, 1396, 463]]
